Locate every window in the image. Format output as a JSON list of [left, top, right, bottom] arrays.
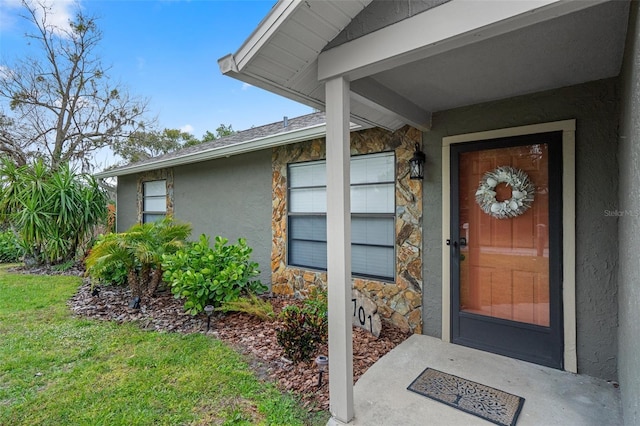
[[287, 152, 395, 281], [142, 180, 167, 223]]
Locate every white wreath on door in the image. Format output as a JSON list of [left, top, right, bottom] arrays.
[[475, 166, 535, 219]]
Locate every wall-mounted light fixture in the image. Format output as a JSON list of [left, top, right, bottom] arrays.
[[409, 143, 426, 180]]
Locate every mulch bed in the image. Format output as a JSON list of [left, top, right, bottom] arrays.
[[25, 263, 411, 412]]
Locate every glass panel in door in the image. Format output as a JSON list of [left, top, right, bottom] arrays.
[[458, 143, 550, 327]]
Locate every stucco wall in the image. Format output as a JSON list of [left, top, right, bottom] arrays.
[[422, 78, 619, 380], [115, 150, 273, 286], [115, 174, 138, 232], [617, 2, 640, 423], [172, 150, 273, 285]]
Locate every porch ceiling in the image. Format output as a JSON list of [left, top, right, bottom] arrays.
[[371, 0, 629, 116], [218, 0, 630, 131]]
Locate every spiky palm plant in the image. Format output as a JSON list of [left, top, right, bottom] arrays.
[[0, 158, 22, 221], [85, 217, 191, 297], [0, 159, 108, 265], [85, 231, 135, 289]]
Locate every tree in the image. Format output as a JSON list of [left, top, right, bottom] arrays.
[[200, 124, 235, 143], [0, 1, 149, 171], [215, 124, 235, 138], [113, 128, 198, 164], [113, 125, 236, 164], [0, 157, 108, 265]]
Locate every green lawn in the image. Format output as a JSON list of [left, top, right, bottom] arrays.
[[0, 265, 326, 425]]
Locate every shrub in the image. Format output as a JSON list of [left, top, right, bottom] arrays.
[[85, 218, 192, 296], [0, 159, 108, 265], [216, 294, 275, 321], [276, 289, 328, 362], [0, 230, 24, 263], [85, 233, 129, 287], [304, 287, 328, 339], [162, 235, 267, 315], [52, 259, 75, 272]]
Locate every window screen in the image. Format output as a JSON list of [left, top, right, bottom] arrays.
[[287, 152, 395, 281], [142, 180, 167, 223]]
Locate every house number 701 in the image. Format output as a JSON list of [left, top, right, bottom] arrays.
[[352, 298, 374, 334]]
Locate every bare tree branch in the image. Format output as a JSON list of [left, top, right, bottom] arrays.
[[0, 0, 151, 170]]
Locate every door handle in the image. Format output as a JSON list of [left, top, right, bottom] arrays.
[[446, 239, 458, 248]]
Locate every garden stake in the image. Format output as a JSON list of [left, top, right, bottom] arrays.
[[204, 305, 214, 331], [315, 355, 328, 388]]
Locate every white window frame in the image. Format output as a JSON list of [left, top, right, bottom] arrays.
[[142, 179, 167, 224]]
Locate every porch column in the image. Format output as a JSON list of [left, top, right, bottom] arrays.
[[325, 76, 354, 424]]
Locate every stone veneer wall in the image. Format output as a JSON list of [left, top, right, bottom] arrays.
[[136, 169, 174, 224], [271, 126, 423, 333]]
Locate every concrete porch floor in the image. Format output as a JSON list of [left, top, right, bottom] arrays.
[[336, 334, 622, 425]]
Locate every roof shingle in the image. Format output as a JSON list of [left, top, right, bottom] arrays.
[[101, 112, 326, 176]]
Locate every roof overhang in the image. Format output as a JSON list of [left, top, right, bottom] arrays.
[[94, 121, 361, 179], [219, 0, 630, 131]]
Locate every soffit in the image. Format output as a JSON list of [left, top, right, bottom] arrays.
[[220, 0, 630, 131], [218, 0, 405, 129], [370, 0, 630, 114]]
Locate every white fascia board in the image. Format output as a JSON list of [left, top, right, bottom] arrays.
[[94, 122, 361, 179], [229, 0, 302, 71], [219, 67, 326, 112], [318, 0, 610, 81], [217, 66, 390, 131]]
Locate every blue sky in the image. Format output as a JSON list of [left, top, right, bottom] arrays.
[[0, 0, 312, 140]]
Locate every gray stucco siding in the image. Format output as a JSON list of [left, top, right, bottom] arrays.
[[422, 78, 620, 381], [115, 174, 139, 233], [172, 149, 273, 286], [617, 1, 640, 423]]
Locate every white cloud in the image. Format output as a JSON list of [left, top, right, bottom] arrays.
[[0, 65, 13, 80], [1, 1, 79, 37], [47, 1, 75, 29], [21, 0, 77, 37], [241, 82, 252, 91], [180, 124, 194, 134], [0, 0, 22, 10], [0, 0, 23, 32]]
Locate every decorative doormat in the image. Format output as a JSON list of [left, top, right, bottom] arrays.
[[407, 368, 525, 426]]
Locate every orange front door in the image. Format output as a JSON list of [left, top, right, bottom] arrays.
[[450, 132, 563, 369]]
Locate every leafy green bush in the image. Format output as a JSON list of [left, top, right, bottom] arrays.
[[85, 218, 192, 295], [276, 306, 317, 363], [276, 289, 328, 362], [162, 235, 267, 315], [0, 230, 24, 263], [304, 287, 328, 335]]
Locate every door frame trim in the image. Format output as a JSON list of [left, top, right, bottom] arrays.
[[441, 119, 577, 373]]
